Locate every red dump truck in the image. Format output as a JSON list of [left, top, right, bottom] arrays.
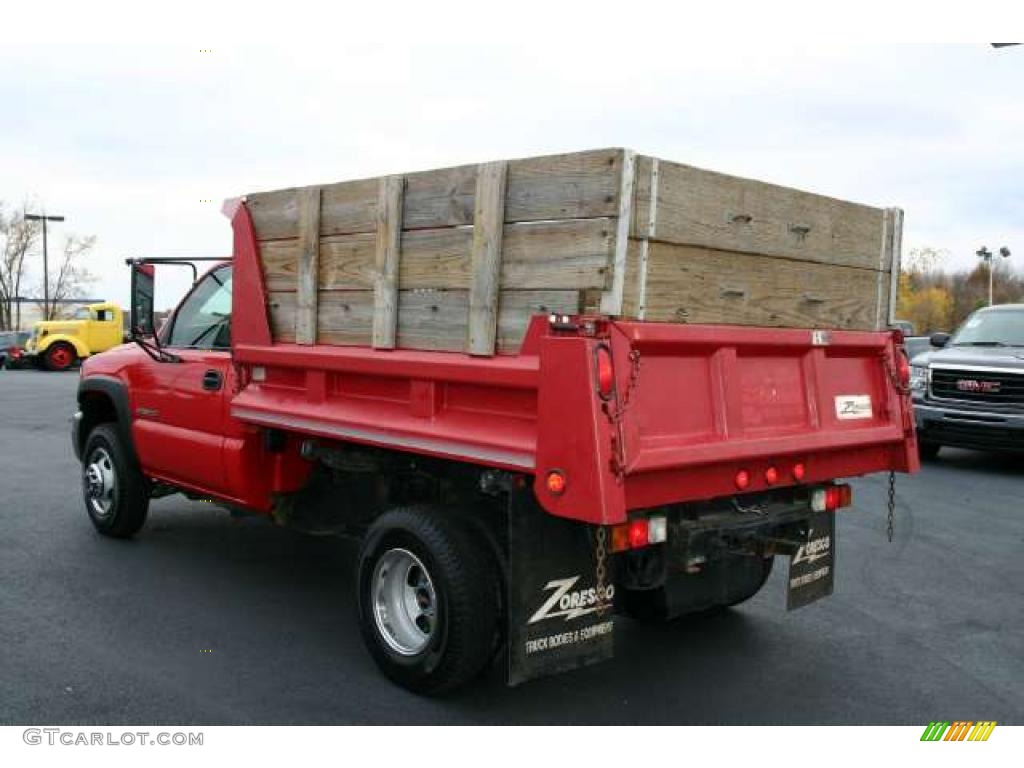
[[72, 149, 918, 693]]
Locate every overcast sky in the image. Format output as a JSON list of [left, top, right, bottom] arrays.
[[2, 23, 1022, 307]]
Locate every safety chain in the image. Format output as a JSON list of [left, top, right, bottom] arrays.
[[608, 350, 642, 424], [887, 470, 896, 543], [594, 526, 609, 614]]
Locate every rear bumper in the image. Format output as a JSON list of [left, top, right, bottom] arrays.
[[617, 490, 819, 589], [914, 400, 1024, 452]]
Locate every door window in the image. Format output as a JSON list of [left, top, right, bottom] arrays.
[[166, 266, 233, 349]]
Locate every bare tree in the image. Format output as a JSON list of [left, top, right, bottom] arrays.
[[37, 234, 97, 320], [0, 201, 41, 331]]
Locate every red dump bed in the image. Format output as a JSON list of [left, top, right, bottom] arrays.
[[226, 202, 918, 525]]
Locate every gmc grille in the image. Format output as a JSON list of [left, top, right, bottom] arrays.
[[930, 368, 1024, 407]]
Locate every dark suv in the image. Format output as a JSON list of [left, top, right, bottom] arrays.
[[910, 304, 1024, 458]]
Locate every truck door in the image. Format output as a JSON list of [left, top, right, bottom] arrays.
[[131, 266, 235, 495]]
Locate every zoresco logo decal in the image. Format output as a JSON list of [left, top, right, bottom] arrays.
[[792, 533, 831, 566], [920, 721, 997, 741], [528, 576, 614, 624]]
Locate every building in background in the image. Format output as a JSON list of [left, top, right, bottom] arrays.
[[7, 297, 106, 331]]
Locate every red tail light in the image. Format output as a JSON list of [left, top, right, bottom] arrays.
[[813, 483, 853, 512], [595, 345, 614, 400], [764, 466, 778, 485], [897, 352, 910, 388], [735, 470, 750, 490], [627, 519, 648, 548], [610, 516, 667, 552], [792, 462, 806, 481]]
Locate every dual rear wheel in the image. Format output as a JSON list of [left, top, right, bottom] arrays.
[[356, 507, 501, 695]]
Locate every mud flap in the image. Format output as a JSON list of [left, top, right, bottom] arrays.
[[506, 487, 615, 686], [787, 511, 836, 610]]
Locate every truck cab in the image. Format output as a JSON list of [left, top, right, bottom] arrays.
[[24, 301, 125, 371]]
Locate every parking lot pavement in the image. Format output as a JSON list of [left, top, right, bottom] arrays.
[[1, 368, 1022, 725]]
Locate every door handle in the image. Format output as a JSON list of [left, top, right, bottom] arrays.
[[202, 369, 223, 391]]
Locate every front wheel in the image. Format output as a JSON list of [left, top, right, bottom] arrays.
[[44, 341, 76, 371], [82, 424, 149, 537], [357, 506, 500, 695], [918, 441, 941, 460]]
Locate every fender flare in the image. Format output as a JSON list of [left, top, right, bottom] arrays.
[[40, 334, 90, 359], [76, 375, 141, 469]]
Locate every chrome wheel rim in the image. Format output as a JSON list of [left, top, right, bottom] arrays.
[[84, 447, 116, 518], [372, 548, 437, 656]]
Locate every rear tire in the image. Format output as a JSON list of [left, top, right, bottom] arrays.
[[356, 506, 500, 695], [82, 423, 149, 537], [918, 441, 941, 460], [45, 341, 76, 371]]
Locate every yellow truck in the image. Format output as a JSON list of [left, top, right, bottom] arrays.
[[24, 302, 126, 371]]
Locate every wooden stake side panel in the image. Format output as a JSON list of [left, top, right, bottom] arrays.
[[260, 218, 616, 293], [248, 148, 625, 240], [250, 148, 899, 352], [636, 241, 887, 330], [268, 289, 579, 353], [251, 148, 626, 354], [631, 156, 887, 272]]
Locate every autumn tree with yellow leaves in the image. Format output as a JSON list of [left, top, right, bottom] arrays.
[[896, 247, 1024, 335]]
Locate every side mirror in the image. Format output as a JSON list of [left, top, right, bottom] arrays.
[[130, 262, 156, 337], [930, 332, 950, 348]]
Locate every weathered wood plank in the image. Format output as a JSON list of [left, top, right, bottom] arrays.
[[398, 290, 469, 352], [630, 154, 655, 239], [260, 219, 615, 293], [498, 218, 614, 289], [620, 239, 644, 318], [875, 208, 893, 331], [373, 175, 404, 349], [270, 290, 372, 346], [247, 148, 625, 240], [467, 162, 508, 355], [496, 290, 579, 352], [269, 288, 578, 353], [639, 241, 882, 330], [632, 157, 886, 271], [599, 149, 636, 316], [632, 156, 659, 319], [886, 207, 904, 327], [294, 187, 321, 344]]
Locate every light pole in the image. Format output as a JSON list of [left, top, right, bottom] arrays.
[[24, 212, 65, 320], [976, 245, 1011, 306]]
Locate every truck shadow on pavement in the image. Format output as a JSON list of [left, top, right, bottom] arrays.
[[56, 493, 1022, 725], [123, 502, 780, 723]]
